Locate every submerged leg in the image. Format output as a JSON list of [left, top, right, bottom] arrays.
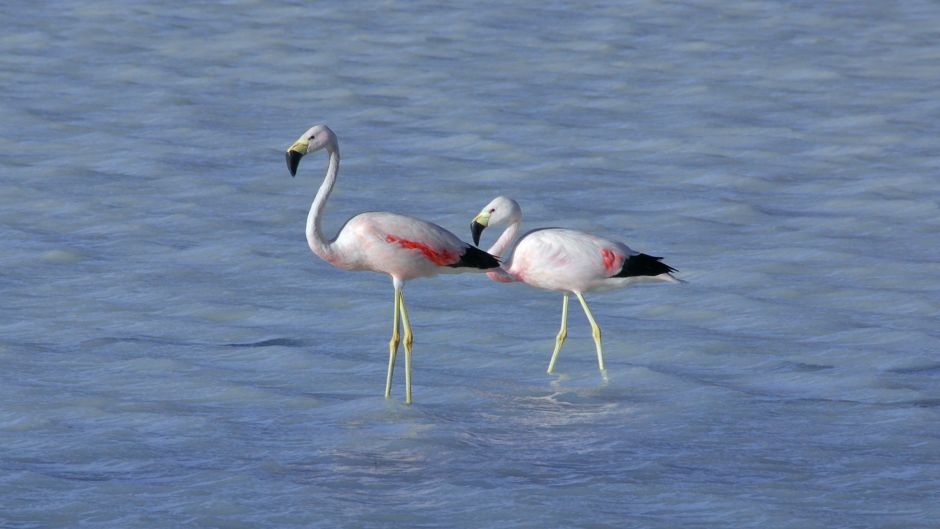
[[385, 287, 402, 399], [547, 293, 570, 374], [575, 292, 606, 373], [399, 290, 414, 405]]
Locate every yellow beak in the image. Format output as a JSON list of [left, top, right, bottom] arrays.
[[288, 139, 309, 155], [285, 139, 309, 177], [470, 212, 490, 246]]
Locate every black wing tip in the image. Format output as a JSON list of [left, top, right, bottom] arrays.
[[448, 245, 500, 270], [614, 253, 677, 278]]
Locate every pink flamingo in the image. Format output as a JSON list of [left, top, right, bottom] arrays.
[[470, 196, 680, 376], [286, 125, 499, 404]]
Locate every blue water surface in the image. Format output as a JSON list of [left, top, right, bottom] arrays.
[[2, 1, 939, 528]]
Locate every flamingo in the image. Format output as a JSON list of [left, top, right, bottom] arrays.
[[470, 196, 680, 376], [285, 125, 499, 404]]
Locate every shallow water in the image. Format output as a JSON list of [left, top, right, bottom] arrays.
[[2, 1, 939, 527]]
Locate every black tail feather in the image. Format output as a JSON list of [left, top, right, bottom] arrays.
[[614, 253, 677, 278], [449, 245, 500, 270]]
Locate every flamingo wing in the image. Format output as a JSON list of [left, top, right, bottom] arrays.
[[515, 228, 629, 275], [565, 231, 677, 279], [510, 228, 666, 291], [377, 213, 485, 266], [336, 212, 496, 276]]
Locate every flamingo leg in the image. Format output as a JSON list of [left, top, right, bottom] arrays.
[[547, 293, 569, 374], [398, 290, 415, 404], [385, 287, 402, 399], [575, 292, 606, 373]]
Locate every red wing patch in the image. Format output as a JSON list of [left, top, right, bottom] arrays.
[[601, 248, 622, 274], [386, 235, 458, 266]]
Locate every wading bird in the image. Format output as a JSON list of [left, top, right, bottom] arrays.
[[470, 196, 679, 376], [285, 125, 499, 404]]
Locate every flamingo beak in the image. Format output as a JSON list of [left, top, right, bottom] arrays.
[[470, 214, 489, 246], [286, 140, 309, 177]]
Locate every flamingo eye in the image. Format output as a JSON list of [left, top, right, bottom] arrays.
[[309, 135, 316, 140], [489, 208, 496, 213]]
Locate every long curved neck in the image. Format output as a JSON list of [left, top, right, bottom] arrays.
[[486, 217, 521, 258], [485, 216, 522, 283], [306, 144, 340, 262]]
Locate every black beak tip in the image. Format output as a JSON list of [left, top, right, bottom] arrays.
[[286, 150, 303, 177], [470, 221, 485, 247]]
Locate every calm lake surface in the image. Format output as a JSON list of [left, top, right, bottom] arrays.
[[2, 1, 939, 527]]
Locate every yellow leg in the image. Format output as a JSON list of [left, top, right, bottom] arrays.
[[575, 292, 606, 373], [399, 291, 414, 405], [547, 293, 569, 374], [385, 288, 402, 399]]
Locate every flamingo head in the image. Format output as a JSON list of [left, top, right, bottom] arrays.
[[471, 196, 521, 246], [286, 124, 337, 176]]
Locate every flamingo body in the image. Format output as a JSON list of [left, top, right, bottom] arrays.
[[504, 228, 674, 293], [325, 211, 490, 280]]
